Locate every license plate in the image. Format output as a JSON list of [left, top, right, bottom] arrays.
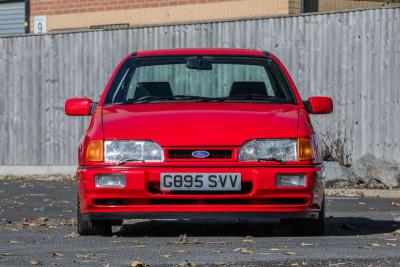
[[160, 173, 241, 191]]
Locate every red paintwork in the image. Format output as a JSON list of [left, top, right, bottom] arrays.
[[64, 98, 92, 116], [102, 103, 299, 146], [308, 96, 334, 114], [65, 48, 333, 217]]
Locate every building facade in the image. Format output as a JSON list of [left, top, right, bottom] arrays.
[[0, 0, 397, 35]]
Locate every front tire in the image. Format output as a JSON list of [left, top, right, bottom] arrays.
[[287, 199, 325, 236], [77, 197, 112, 236]]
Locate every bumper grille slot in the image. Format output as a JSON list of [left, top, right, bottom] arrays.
[[168, 149, 232, 159], [93, 199, 129, 206], [93, 198, 308, 206], [148, 182, 252, 195]]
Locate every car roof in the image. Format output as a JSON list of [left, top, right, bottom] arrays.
[[135, 48, 266, 57]]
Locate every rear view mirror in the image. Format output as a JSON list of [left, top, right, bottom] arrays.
[[305, 96, 333, 114], [186, 57, 213, 70], [65, 98, 94, 116]]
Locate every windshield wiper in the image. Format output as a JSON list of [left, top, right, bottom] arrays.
[[223, 94, 289, 103], [117, 158, 145, 166], [124, 95, 211, 104], [258, 157, 286, 164]]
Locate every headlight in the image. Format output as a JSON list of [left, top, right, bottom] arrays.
[[104, 140, 163, 163], [239, 139, 297, 161]]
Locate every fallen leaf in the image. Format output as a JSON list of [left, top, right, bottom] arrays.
[[369, 243, 382, 247], [386, 243, 397, 247], [392, 202, 400, 207], [242, 239, 255, 244], [64, 232, 79, 238], [394, 229, 400, 235], [233, 248, 253, 254], [52, 251, 63, 257], [23, 217, 48, 228], [130, 260, 145, 267], [9, 240, 23, 244], [30, 260, 41, 265], [358, 202, 366, 205], [300, 242, 314, 246], [0, 252, 13, 256], [178, 260, 197, 267], [285, 251, 299, 256], [211, 250, 221, 253], [177, 234, 188, 244], [270, 248, 289, 252], [162, 254, 172, 258], [177, 249, 190, 254]]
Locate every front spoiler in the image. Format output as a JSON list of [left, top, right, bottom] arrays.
[[82, 211, 319, 221]]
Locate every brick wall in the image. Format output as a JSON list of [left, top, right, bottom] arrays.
[[31, 0, 239, 16]]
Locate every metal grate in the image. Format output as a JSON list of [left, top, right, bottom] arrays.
[[168, 149, 232, 159]]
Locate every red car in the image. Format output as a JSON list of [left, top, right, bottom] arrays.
[[65, 48, 333, 236]]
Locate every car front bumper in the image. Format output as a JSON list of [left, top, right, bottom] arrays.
[[77, 165, 324, 219]]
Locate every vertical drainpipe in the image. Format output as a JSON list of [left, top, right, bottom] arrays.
[[300, 0, 305, 13], [25, 0, 30, 33]]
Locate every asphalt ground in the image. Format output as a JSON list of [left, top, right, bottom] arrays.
[[0, 178, 400, 267]]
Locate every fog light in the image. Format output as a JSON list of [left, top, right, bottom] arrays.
[[95, 174, 126, 188], [276, 174, 306, 187]]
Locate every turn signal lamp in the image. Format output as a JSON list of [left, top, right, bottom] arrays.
[[297, 138, 314, 161], [86, 140, 103, 162]]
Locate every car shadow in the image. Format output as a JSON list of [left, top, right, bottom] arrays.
[[115, 216, 400, 237]]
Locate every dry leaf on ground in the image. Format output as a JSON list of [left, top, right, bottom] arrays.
[[369, 243, 382, 247], [233, 248, 253, 254], [52, 251, 63, 257], [130, 260, 146, 267], [270, 248, 289, 252]]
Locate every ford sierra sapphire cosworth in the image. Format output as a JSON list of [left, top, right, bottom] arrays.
[[65, 49, 333, 236]]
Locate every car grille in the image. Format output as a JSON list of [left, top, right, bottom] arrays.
[[148, 182, 252, 195], [168, 149, 232, 159]]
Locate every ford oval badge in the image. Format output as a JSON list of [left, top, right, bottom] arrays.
[[192, 150, 210, 158]]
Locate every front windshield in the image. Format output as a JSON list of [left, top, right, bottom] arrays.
[[104, 56, 295, 104]]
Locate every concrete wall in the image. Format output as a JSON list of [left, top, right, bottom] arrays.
[[0, 7, 399, 166]]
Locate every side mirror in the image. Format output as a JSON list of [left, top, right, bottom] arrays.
[[304, 96, 333, 114], [65, 98, 94, 116]]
